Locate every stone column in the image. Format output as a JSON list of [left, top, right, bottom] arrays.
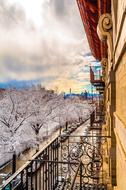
[[97, 14, 117, 186]]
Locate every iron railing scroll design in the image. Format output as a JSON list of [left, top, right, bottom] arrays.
[[1, 136, 60, 190], [1, 116, 110, 190], [1, 134, 110, 190], [59, 135, 110, 190]]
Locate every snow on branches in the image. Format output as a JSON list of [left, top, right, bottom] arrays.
[[0, 87, 93, 166]]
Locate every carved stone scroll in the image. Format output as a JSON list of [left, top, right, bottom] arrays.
[[97, 14, 113, 61]]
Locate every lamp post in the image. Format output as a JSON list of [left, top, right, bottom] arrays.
[[10, 145, 16, 174], [66, 121, 68, 130], [91, 85, 93, 103], [12, 151, 16, 174], [0, 143, 17, 174]]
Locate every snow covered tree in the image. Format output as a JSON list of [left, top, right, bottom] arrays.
[[0, 90, 32, 145], [0, 89, 33, 171], [0, 87, 93, 168], [29, 92, 64, 151]]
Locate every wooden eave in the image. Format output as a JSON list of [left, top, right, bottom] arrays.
[[76, 0, 111, 61]]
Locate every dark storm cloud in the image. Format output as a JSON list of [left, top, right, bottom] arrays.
[[3, 56, 50, 73]]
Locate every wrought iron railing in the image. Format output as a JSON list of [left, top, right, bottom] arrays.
[[1, 112, 110, 190], [59, 134, 110, 189], [1, 134, 59, 190]]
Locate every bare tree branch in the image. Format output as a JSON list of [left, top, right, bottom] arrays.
[[8, 92, 15, 124], [14, 113, 33, 133]]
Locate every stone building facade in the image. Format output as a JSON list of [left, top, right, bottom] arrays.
[[77, 0, 126, 189]]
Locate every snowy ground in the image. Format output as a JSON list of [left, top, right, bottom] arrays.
[[0, 87, 94, 167]]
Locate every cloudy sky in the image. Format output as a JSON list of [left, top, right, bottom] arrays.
[[0, 0, 99, 93]]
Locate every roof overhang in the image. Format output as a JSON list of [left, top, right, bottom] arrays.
[[76, 0, 111, 61]]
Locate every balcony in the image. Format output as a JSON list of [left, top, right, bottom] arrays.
[[1, 111, 110, 190], [90, 67, 105, 93]]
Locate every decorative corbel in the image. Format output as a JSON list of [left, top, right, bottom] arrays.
[[101, 58, 108, 68], [97, 14, 113, 61], [101, 58, 108, 82]]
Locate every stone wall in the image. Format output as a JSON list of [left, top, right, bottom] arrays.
[[111, 1, 126, 189], [97, 1, 126, 189]]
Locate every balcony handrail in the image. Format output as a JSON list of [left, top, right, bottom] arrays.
[[69, 161, 81, 190], [1, 116, 92, 189], [61, 135, 111, 138], [1, 109, 108, 189], [1, 132, 59, 189], [90, 66, 103, 82]]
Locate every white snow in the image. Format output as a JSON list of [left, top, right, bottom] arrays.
[[0, 87, 94, 167]]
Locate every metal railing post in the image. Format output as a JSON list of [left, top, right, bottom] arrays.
[[80, 162, 83, 190], [12, 151, 16, 174]]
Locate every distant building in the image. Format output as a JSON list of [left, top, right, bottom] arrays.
[[84, 90, 88, 100], [0, 88, 6, 100]]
